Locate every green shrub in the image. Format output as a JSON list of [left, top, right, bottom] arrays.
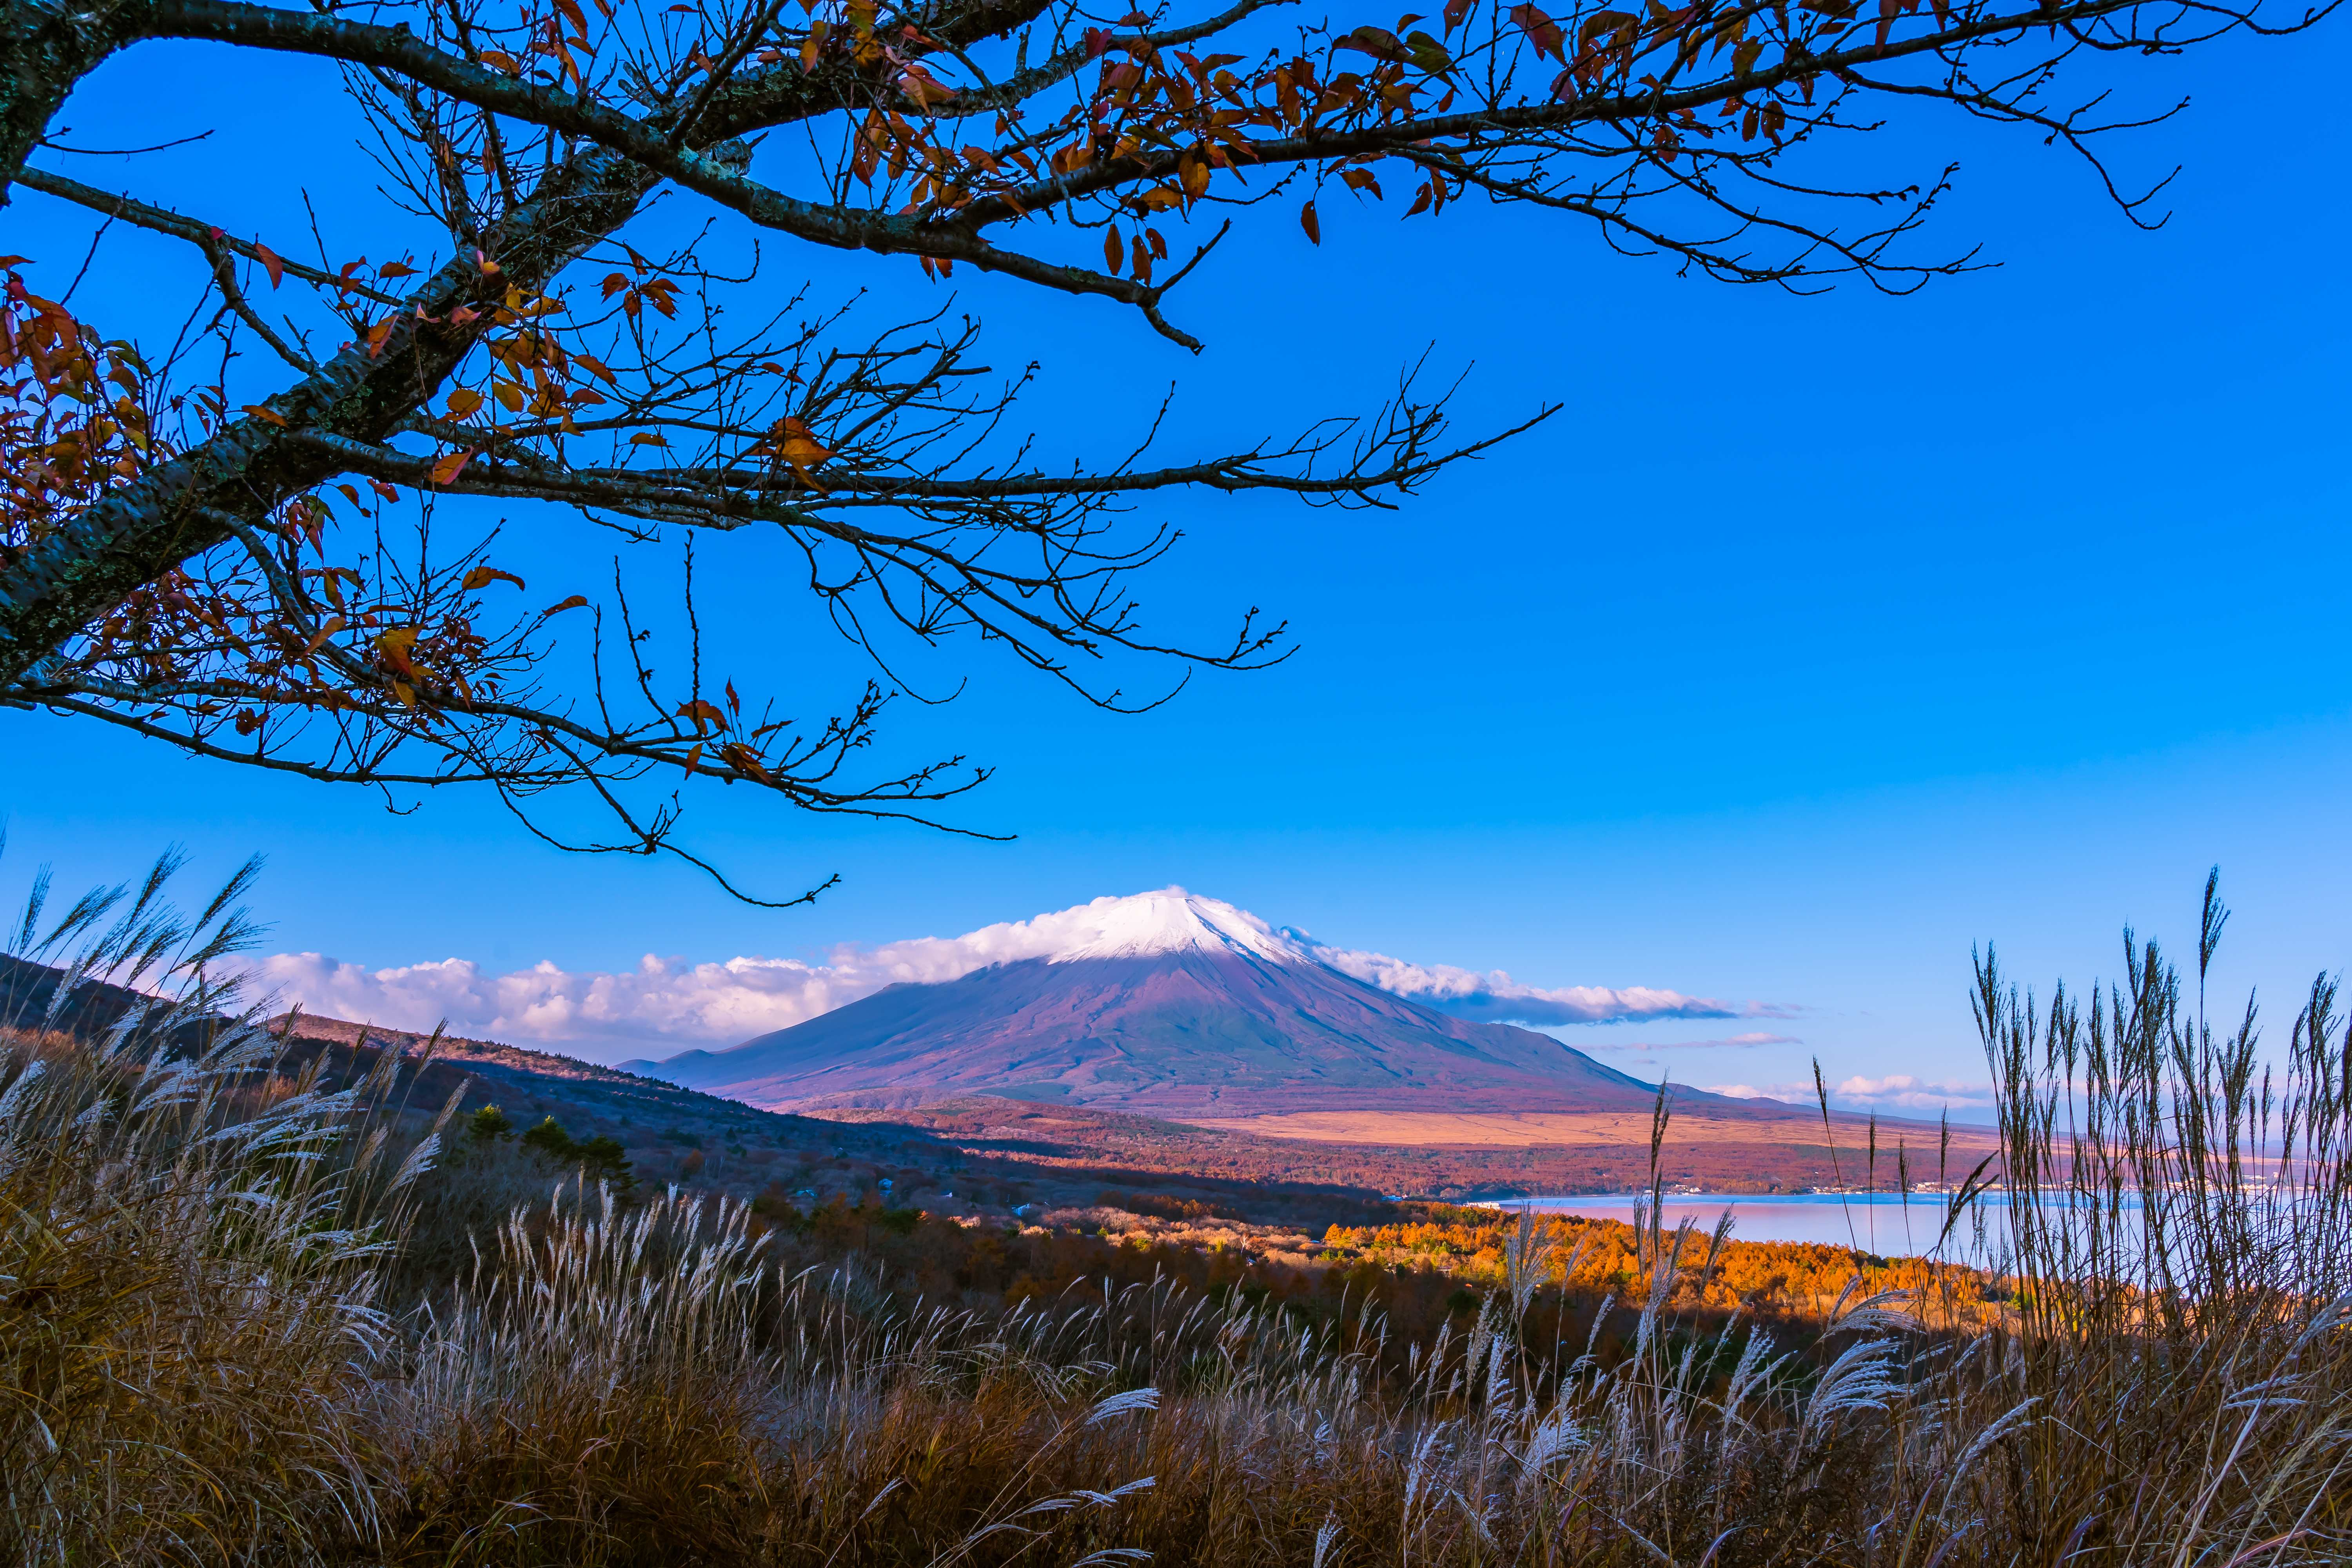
[[519, 1114, 637, 1191]]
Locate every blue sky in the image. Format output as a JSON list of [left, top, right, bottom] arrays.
[[5, 16, 2351, 1107]]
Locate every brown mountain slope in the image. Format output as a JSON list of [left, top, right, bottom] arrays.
[[633, 947, 1819, 1123]]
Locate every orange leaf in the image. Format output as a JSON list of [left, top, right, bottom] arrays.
[[1104, 224, 1124, 275], [300, 615, 347, 656], [376, 627, 419, 680], [629, 430, 670, 446], [1300, 200, 1321, 245], [774, 416, 831, 470], [253, 242, 285, 289], [676, 698, 726, 732], [240, 403, 289, 427], [445, 388, 484, 419], [428, 450, 474, 486], [543, 594, 589, 615], [463, 565, 526, 592]]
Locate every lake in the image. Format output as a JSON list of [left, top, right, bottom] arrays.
[[1486, 1192, 2015, 1257]]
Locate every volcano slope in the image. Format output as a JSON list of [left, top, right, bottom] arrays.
[[630, 891, 1822, 1140]]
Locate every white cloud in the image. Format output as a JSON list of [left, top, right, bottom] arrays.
[[250, 889, 1789, 1061], [1592, 1031, 1800, 1051], [1704, 1084, 1812, 1105], [252, 902, 1207, 1056], [1302, 944, 1778, 1027], [1832, 1074, 1995, 1112], [1704, 1076, 1994, 1113], [252, 952, 861, 1060]]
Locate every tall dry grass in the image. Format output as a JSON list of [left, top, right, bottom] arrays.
[[0, 846, 452, 1563], [0, 856, 2345, 1565]]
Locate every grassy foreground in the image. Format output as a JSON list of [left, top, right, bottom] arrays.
[[2, 867, 2348, 1566]]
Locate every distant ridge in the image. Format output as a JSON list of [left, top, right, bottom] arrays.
[[628, 891, 1807, 1124]]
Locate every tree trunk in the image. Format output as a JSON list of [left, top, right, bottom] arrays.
[[0, 0, 152, 199], [0, 147, 658, 686]]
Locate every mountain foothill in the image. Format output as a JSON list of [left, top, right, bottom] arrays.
[[616, 890, 1955, 1177]]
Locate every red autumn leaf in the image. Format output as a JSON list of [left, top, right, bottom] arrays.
[[1579, 9, 1637, 43], [1300, 200, 1321, 244], [253, 242, 285, 289], [1507, 2, 1564, 57], [898, 67, 956, 106], [428, 450, 474, 487]]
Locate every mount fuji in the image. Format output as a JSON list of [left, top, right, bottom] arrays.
[[629, 890, 1804, 1125]]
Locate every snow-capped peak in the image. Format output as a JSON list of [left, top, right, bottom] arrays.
[[1013, 888, 1310, 965]]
